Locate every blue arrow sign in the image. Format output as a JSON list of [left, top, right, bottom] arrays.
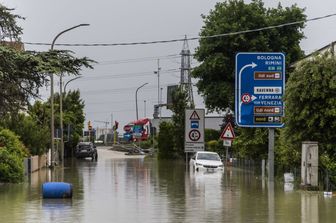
[[235, 52, 285, 127]]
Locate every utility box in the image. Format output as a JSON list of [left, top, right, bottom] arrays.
[[301, 141, 318, 187]]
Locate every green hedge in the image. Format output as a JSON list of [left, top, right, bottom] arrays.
[[0, 129, 28, 183]]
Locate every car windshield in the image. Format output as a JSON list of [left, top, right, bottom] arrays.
[[79, 145, 91, 149], [197, 153, 220, 161]]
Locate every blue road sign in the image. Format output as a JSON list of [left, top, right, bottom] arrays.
[[235, 52, 285, 127], [191, 121, 199, 129]]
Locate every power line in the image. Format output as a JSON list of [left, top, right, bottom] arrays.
[[85, 97, 157, 105], [85, 109, 135, 114], [23, 13, 336, 47], [74, 69, 179, 81], [80, 83, 177, 94], [98, 54, 180, 65]]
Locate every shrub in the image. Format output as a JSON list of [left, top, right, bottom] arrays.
[[205, 129, 221, 142], [0, 129, 28, 183], [0, 113, 49, 155], [207, 140, 219, 151], [140, 138, 153, 149], [158, 121, 176, 159]]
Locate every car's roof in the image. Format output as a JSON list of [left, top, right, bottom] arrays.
[[196, 151, 218, 154], [78, 142, 92, 145]]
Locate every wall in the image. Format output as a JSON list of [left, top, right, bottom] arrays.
[[24, 153, 48, 175]]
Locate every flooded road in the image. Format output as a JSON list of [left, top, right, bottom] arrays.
[[1, 146, 336, 222]]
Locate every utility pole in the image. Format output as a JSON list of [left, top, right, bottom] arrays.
[[154, 59, 161, 108], [180, 35, 194, 107], [160, 87, 163, 120], [111, 113, 113, 140]]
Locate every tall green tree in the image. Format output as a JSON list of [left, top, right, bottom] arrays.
[[283, 53, 336, 172], [28, 90, 85, 157], [171, 87, 190, 158], [0, 4, 93, 117], [192, 0, 306, 160], [0, 5, 23, 40], [157, 86, 190, 159], [193, 0, 306, 111], [57, 90, 85, 156], [158, 121, 175, 159]]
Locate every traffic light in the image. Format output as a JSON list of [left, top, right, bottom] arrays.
[[88, 121, 92, 131]]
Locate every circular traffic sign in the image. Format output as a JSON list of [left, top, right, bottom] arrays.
[[241, 93, 252, 104], [189, 129, 201, 141]]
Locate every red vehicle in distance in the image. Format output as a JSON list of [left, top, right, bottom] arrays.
[[123, 118, 150, 142]]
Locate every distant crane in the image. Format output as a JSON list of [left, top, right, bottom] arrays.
[[94, 120, 110, 145]]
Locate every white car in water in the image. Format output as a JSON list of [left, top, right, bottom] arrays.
[[189, 151, 224, 172]]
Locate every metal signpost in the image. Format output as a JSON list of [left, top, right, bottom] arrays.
[[235, 52, 285, 182], [185, 109, 205, 163]]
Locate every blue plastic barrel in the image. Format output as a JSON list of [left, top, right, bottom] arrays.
[[42, 182, 73, 199]]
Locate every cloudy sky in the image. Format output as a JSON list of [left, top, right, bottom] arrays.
[[2, 0, 336, 130]]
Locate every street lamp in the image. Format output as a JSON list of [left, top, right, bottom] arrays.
[[50, 23, 89, 166], [135, 83, 148, 120], [144, 100, 146, 117], [64, 76, 82, 93]]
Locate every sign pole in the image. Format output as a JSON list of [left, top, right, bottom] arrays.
[[268, 128, 275, 182], [186, 152, 188, 169]]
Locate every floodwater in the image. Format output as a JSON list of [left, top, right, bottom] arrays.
[[1, 147, 336, 223]]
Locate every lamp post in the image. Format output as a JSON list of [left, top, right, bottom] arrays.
[[50, 23, 89, 166], [135, 83, 148, 120], [144, 100, 146, 117], [64, 76, 82, 93]]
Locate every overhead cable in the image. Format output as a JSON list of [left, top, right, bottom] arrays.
[[98, 54, 180, 65], [72, 69, 179, 80], [22, 13, 336, 47]]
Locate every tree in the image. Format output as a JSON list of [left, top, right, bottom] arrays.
[[283, 53, 336, 172], [193, 0, 306, 111], [28, 90, 85, 157], [0, 113, 49, 155], [158, 121, 176, 159], [0, 5, 23, 41], [192, 0, 306, 161], [157, 86, 190, 159], [57, 90, 85, 157], [0, 4, 93, 117], [171, 86, 190, 158], [0, 90, 86, 157]]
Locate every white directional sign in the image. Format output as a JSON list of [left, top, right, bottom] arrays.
[[185, 109, 205, 152]]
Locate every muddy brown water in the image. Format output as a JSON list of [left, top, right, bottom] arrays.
[[0, 147, 336, 223]]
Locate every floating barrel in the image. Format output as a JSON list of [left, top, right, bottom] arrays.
[[42, 182, 73, 199]]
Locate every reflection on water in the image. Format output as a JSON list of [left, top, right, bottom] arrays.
[[1, 148, 336, 222]]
